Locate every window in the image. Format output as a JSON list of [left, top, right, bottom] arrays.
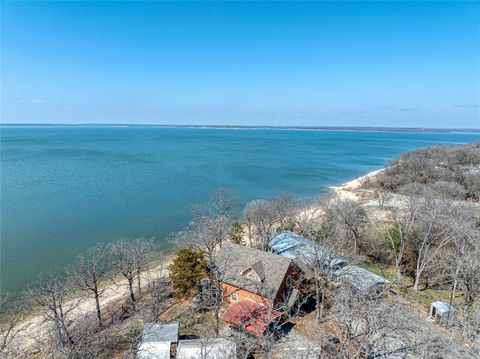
[[231, 293, 238, 302], [286, 275, 293, 287]]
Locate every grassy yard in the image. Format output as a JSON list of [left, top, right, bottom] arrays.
[[356, 263, 465, 309]]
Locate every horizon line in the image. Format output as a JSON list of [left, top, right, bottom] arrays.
[[1, 123, 479, 133]]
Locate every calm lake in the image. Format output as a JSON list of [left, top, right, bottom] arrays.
[[1, 127, 478, 292]]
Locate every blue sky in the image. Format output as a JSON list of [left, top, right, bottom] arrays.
[[1, 1, 479, 128]]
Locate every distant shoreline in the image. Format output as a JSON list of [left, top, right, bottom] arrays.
[[1, 123, 479, 133]]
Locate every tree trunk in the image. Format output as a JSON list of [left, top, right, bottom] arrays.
[[137, 269, 142, 294], [315, 280, 322, 323], [94, 288, 103, 328], [128, 279, 136, 312], [395, 265, 402, 283], [215, 305, 220, 336], [413, 275, 421, 291]]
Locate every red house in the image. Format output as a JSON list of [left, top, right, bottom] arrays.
[[216, 242, 300, 335]]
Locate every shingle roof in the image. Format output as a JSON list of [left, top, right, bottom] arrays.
[[216, 242, 292, 299], [141, 322, 179, 343], [250, 260, 265, 281]]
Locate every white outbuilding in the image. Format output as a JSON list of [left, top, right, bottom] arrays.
[[137, 322, 179, 359], [176, 338, 237, 359], [429, 301, 455, 325]]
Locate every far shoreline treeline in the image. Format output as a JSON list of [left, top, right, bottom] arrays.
[[1, 123, 480, 133]]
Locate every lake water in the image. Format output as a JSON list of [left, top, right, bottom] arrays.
[[1, 127, 478, 293]]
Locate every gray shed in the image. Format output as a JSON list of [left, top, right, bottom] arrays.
[[334, 265, 388, 292], [176, 338, 237, 359], [137, 322, 179, 359], [429, 301, 455, 325]]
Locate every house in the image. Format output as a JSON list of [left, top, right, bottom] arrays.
[[333, 265, 388, 293], [176, 338, 237, 359], [137, 322, 179, 359], [216, 242, 300, 335], [269, 231, 347, 275], [216, 242, 299, 306], [429, 301, 456, 325]]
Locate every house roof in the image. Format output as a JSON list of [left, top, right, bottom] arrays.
[[141, 322, 179, 343], [216, 242, 292, 299], [270, 231, 347, 270], [334, 265, 388, 292], [220, 300, 282, 336], [137, 342, 171, 359], [431, 301, 455, 314], [176, 338, 237, 359]]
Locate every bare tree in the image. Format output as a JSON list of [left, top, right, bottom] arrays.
[[444, 224, 480, 310], [208, 187, 239, 218], [458, 308, 480, 356], [0, 293, 30, 358], [325, 285, 461, 359], [26, 271, 79, 356], [384, 203, 417, 283], [294, 197, 324, 238], [68, 244, 110, 328], [409, 196, 466, 291], [243, 193, 295, 251], [332, 199, 368, 256], [131, 238, 155, 295], [144, 277, 172, 321], [107, 240, 141, 312]]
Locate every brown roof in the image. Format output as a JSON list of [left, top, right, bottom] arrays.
[[216, 242, 292, 299]]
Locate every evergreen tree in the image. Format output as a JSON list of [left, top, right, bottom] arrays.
[[168, 247, 207, 297]]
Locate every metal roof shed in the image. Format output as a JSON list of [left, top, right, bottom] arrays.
[[142, 322, 179, 343], [176, 338, 237, 359], [137, 322, 179, 359], [430, 301, 456, 325], [270, 231, 347, 272], [334, 265, 388, 292], [269, 231, 309, 254], [137, 342, 171, 359]]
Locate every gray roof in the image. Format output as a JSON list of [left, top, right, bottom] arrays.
[[216, 242, 292, 299], [334, 265, 388, 292], [431, 301, 455, 314], [141, 322, 179, 343], [137, 342, 171, 359], [177, 338, 237, 359], [270, 231, 347, 271]]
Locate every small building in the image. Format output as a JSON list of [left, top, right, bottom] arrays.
[[216, 242, 299, 307], [176, 338, 237, 359], [216, 242, 301, 335], [429, 301, 456, 325], [334, 265, 388, 293], [269, 231, 348, 275], [137, 322, 179, 359]]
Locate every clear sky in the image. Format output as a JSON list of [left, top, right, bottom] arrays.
[[1, 1, 479, 128]]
